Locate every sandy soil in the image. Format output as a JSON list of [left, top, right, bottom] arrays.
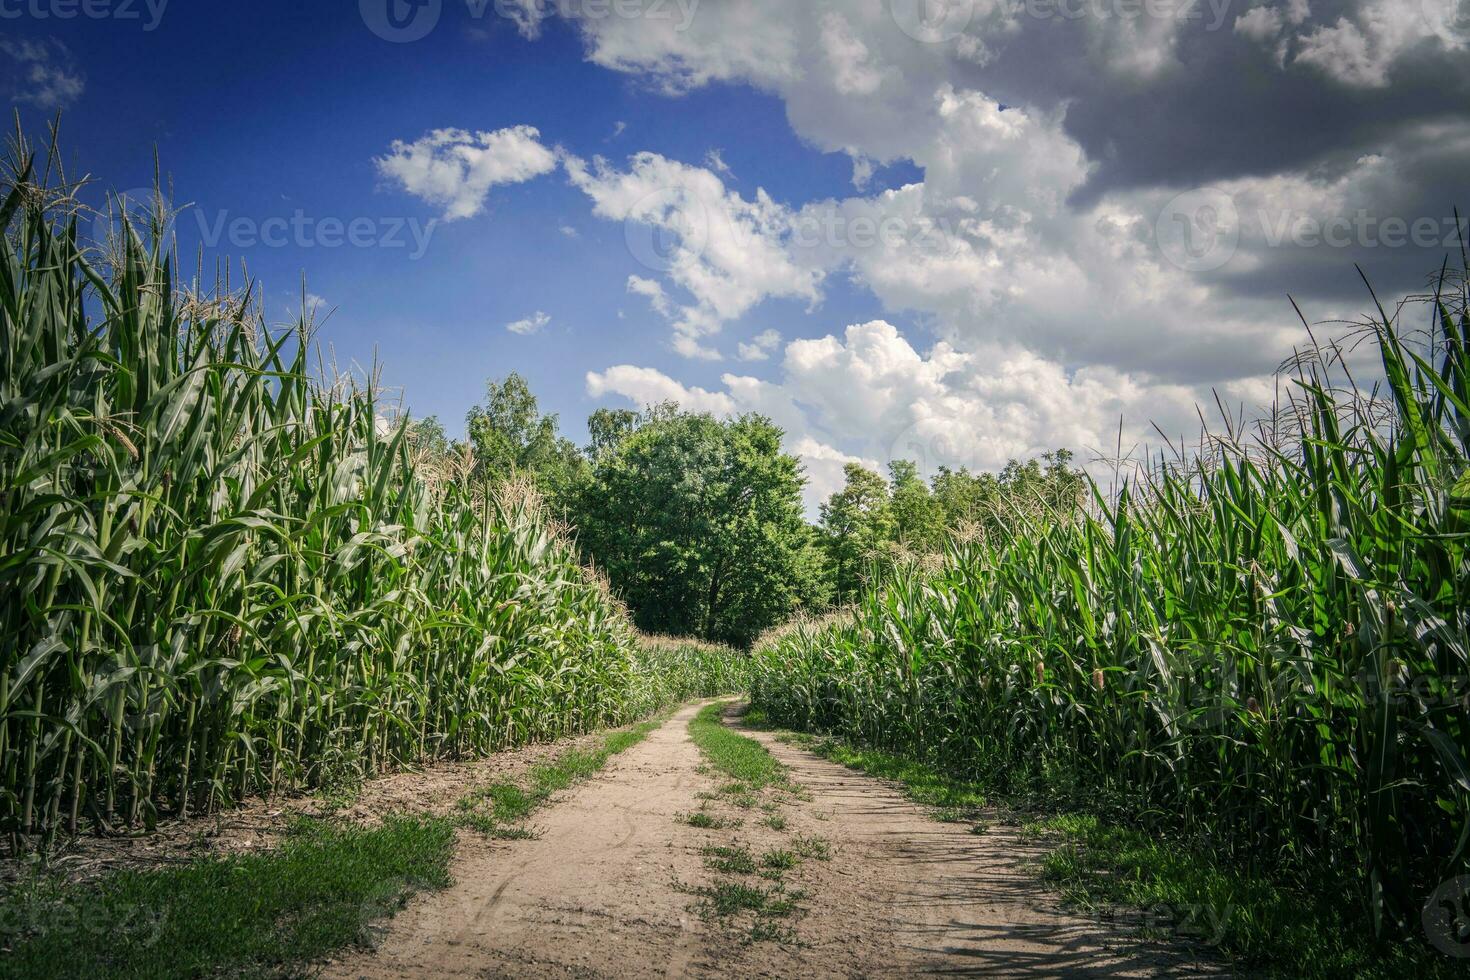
[[323, 702, 1233, 979]]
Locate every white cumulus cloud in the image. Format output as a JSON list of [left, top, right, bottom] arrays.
[[376, 126, 558, 221], [566, 150, 822, 359]]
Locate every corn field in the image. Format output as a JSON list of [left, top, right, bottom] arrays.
[[0, 159, 743, 851], [750, 265, 1470, 937]]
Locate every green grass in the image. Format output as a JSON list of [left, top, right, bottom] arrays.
[[687, 703, 789, 791], [698, 881, 771, 916], [790, 835, 831, 862], [702, 844, 757, 875], [760, 849, 799, 870], [681, 810, 740, 830], [685, 702, 812, 945], [694, 880, 805, 919], [0, 817, 453, 980], [457, 719, 662, 836]]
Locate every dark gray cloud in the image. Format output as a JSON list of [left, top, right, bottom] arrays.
[[963, 20, 1470, 200], [916, 5, 1470, 309]]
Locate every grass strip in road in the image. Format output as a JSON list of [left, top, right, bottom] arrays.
[[0, 817, 453, 980], [684, 702, 812, 945], [456, 717, 664, 837], [688, 702, 789, 791]]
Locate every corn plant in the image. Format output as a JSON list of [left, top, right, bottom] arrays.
[[751, 263, 1470, 939], [0, 154, 743, 851]]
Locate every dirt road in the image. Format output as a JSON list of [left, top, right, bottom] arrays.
[[323, 702, 1228, 978]]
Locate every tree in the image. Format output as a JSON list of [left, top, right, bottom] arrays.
[[931, 465, 999, 530], [405, 415, 451, 457], [930, 450, 1085, 543], [465, 373, 584, 496], [819, 463, 893, 604], [567, 410, 822, 647], [888, 459, 944, 552], [586, 407, 639, 458]]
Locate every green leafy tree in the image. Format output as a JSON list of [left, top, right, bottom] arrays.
[[586, 407, 640, 458], [888, 459, 944, 552], [466, 373, 584, 496], [819, 463, 893, 604], [568, 410, 821, 647], [405, 415, 452, 457], [931, 466, 1000, 530], [930, 450, 1085, 542]]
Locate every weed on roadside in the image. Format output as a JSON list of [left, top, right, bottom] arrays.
[[0, 817, 454, 980], [681, 810, 741, 830], [703, 844, 757, 874], [792, 835, 831, 861], [761, 849, 799, 870]]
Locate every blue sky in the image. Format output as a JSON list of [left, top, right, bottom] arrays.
[[3, 5, 905, 440], [4, 0, 1468, 507]]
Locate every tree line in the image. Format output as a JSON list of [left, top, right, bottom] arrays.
[[410, 373, 1085, 647]]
